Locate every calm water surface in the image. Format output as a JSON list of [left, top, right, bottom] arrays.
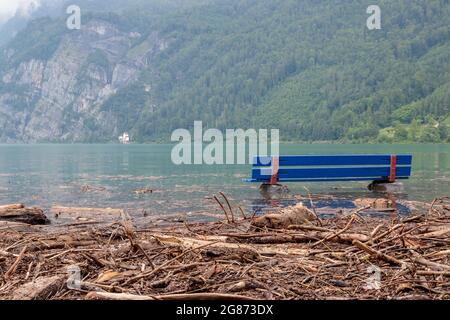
[[0, 144, 448, 220]]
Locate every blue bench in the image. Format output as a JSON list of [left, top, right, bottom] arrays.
[[244, 154, 412, 185]]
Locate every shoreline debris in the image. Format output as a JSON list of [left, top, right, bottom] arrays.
[[0, 196, 449, 300]]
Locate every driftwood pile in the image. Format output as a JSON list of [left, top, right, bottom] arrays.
[[0, 197, 449, 300]]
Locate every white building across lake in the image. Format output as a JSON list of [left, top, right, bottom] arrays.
[[119, 132, 130, 144]]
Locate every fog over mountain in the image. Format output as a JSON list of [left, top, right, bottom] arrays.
[[0, 0, 67, 45], [0, 0, 207, 45], [0, 0, 41, 23]]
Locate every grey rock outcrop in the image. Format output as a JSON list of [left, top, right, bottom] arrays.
[[0, 19, 168, 142]]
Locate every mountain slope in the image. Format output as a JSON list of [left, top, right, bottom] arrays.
[[0, 0, 449, 143]]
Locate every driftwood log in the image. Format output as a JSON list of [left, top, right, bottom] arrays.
[[354, 198, 393, 209], [51, 206, 124, 222], [0, 204, 49, 225], [86, 291, 256, 301], [251, 203, 317, 230], [12, 275, 65, 300], [226, 231, 369, 244], [0, 204, 25, 210]]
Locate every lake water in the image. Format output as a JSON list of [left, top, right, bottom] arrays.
[[0, 144, 449, 220]]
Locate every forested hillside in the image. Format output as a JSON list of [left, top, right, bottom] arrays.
[[0, 0, 449, 142]]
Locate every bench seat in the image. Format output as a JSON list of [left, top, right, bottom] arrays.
[[244, 154, 412, 184]]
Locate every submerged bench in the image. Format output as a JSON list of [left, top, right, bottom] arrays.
[[244, 154, 412, 185]]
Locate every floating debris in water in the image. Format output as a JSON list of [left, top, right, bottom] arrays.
[[133, 188, 153, 195], [80, 185, 107, 193]]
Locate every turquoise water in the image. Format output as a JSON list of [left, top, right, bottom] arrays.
[[0, 144, 448, 219]]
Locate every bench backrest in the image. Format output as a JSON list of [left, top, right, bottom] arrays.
[[247, 154, 412, 184]]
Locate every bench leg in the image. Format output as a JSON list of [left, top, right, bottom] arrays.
[[368, 180, 404, 193], [259, 183, 289, 200]]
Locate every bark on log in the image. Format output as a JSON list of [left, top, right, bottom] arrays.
[[27, 240, 97, 252], [422, 227, 450, 238], [353, 240, 406, 266], [354, 198, 393, 209], [12, 275, 65, 300], [410, 252, 450, 271], [0, 203, 24, 210], [153, 234, 310, 256], [416, 270, 450, 276], [0, 207, 49, 225], [227, 231, 369, 244], [251, 203, 316, 230], [4, 245, 27, 279]]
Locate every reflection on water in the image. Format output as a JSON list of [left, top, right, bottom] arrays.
[[0, 144, 448, 218]]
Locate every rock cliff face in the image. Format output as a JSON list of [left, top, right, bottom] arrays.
[[0, 19, 167, 142]]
